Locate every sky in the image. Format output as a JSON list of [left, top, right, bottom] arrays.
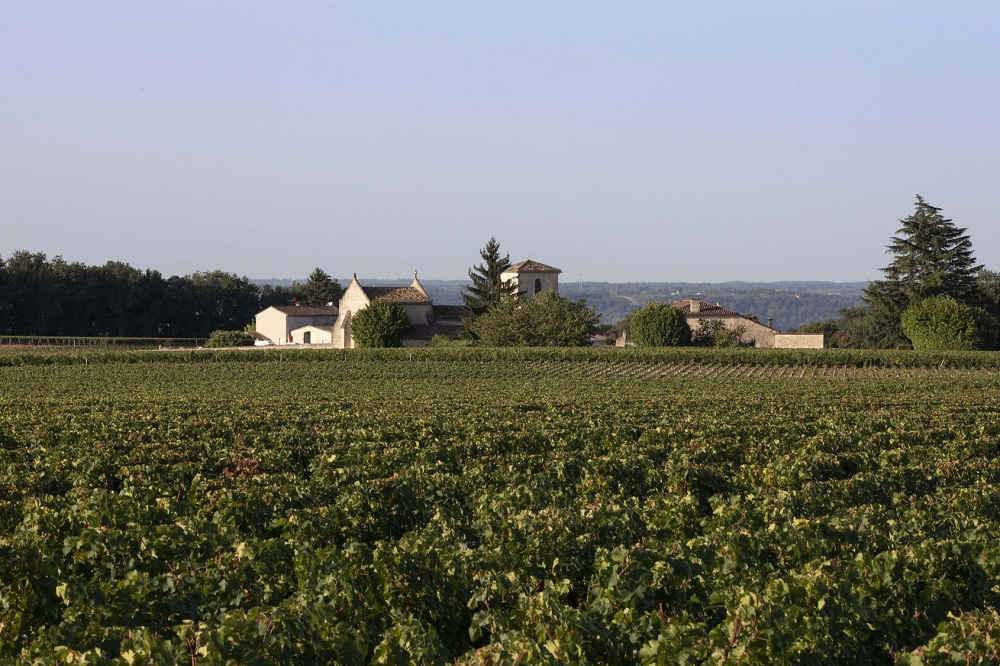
[[2, 2, 999, 283]]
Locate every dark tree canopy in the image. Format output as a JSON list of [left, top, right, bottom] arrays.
[[468, 291, 598, 347], [350, 300, 411, 348], [302, 268, 343, 307], [462, 237, 516, 315], [628, 302, 691, 347], [0, 251, 341, 339], [861, 196, 984, 348], [979, 270, 1000, 327]]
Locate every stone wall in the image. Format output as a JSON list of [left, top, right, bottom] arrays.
[[773, 333, 825, 349], [502, 270, 559, 302], [255, 307, 288, 345], [687, 316, 777, 348]]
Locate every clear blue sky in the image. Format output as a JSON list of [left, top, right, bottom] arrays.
[[3, 2, 998, 282]]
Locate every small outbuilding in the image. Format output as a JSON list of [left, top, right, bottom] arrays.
[[288, 324, 335, 345], [254, 305, 339, 345]]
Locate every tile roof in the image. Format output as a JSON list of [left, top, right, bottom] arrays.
[[361, 286, 432, 304], [272, 305, 339, 316], [290, 324, 336, 333], [433, 323, 467, 339], [669, 299, 742, 317], [432, 305, 470, 320], [670, 299, 777, 331], [505, 259, 562, 274], [403, 325, 436, 340]]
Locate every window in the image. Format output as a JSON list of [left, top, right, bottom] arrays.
[[534, 278, 542, 294]]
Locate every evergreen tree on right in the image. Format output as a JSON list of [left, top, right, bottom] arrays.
[[862, 195, 983, 348], [462, 237, 517, 315]]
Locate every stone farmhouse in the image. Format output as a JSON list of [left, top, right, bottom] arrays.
[[669, 299, 823, 349]]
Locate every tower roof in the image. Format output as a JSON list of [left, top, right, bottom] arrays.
[[504, 259, 561, 274]]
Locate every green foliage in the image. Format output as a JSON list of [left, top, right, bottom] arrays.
[[428, 334, 473, 348], [898, 610, 1000, 664], [351, 301, 411, 348], [979, 270, 1000, 329], [204, 330, 256, 348], [628, 302, 691, 347], [302, 268, 343, 307], [467, 291, 598, 346], [862, 196, 984, 348], [462, 237, 516, 315], [0, 252, 346, 338], [4, 351, 1000, 661], [901, 296, 995, 351], [692, 319, 752, 347]]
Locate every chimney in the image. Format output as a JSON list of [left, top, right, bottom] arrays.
[[689, 299, 700, 314], [767, 318, 773, 328]]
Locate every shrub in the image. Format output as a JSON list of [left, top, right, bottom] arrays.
[[692, 320, 753, 347], [351, 300, 411, 348], [629, 302, 691, 347], [204, 330, 255, 348], [468, 291, 598, 347], [901, 296, 995, 351], [429, 334, 473, 348]]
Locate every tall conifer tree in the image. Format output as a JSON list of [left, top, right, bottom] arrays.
[[302, 268, 342, 307], [462, 237, 516, 314], [862, 196, 983, 347]]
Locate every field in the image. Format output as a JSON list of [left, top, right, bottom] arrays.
[[2, 348, 1000, 664]]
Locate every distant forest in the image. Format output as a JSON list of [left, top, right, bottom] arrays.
[[0, 252, 864, 338]]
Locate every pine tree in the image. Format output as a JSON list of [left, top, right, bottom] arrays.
[[302, 268, 342, 307], [462, 237, 516, 314], [862, 196, 983, 347]]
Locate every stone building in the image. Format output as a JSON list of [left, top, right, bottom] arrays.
[[332, 272, 471, 348], [288, 324, 335, 345], [333, 273, 431, 348], [669, 299, 824, 348], [256, 259, 562, 348], [670, 299, 778, 348], [254, 305, 339, 345], [501, 260, 561, 302]]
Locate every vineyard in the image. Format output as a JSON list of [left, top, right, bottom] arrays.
[[2, 349, 1000, 663]]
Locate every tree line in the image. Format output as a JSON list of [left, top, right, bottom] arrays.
[[0, 252, 341, 338]]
